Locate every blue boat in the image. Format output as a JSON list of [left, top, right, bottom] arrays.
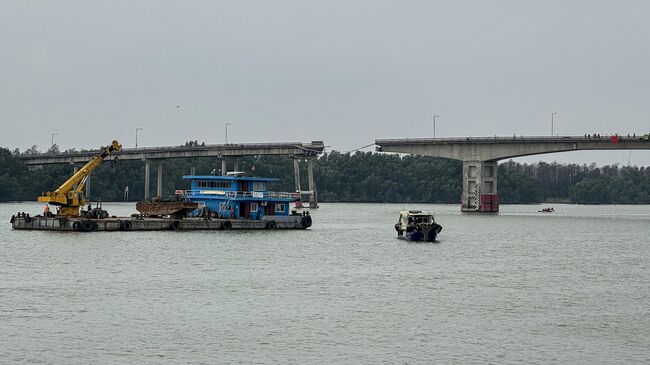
[[180, 174, 312, 228]]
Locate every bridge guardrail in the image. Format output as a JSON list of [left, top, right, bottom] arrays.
[[376, 134, 650, 144]]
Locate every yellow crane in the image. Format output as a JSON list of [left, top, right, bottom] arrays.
[[38, 140, 122, 216]]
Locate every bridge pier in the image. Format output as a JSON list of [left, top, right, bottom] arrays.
[[307, 159, 318, 208], [144, 162, 150, 200], [85, 172, 91, 201], [72, 164, 79, 191], [461, 160, 499, 213], [292, 158, 318, 209], [293, 159, 303, 208], [221, 160, 227, 175], [157, 163, 163, 198]]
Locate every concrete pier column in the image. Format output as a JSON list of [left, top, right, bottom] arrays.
[[85, 173, 91, 200], [293, 159, 303, 208], [461, 160, 499, 213], [221, 160, 227, 175], [157, 163, 163, 198], [190, 166, 196, 175], [307, 159, 318, 208], [144, 161, 150, 200], [72, 164, 79, 191], [234, 161, 240, 172]]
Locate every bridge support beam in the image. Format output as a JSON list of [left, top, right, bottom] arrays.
[[144, 162, 150, 200], [221, 160, 227, 175], [461, 160, 499, 213], [157, 163, 163, 198]]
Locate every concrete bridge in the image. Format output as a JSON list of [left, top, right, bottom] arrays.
[[376, 135, 650, 212], [20, 141, 325, 206]]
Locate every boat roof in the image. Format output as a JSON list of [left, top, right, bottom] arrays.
[[183, 175, 280, 182], [399, 210, 433, 216]]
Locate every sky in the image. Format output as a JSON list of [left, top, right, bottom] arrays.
[[1, 0, 649, 165]]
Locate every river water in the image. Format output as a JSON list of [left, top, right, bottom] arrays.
[[1, 202, 649, 364]]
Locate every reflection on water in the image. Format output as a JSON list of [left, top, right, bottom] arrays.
[[1, 202, 649, 364]]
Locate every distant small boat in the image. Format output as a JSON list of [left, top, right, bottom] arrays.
[[394, 210, 442, 242], [538, 207, 555, 213]]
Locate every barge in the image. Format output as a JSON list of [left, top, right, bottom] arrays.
[[10, 211, 312, 231], [11, 139, 312, 232]]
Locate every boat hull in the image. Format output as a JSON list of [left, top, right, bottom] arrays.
[[397, 223, 442, 242], [10, 214, 311, 232]]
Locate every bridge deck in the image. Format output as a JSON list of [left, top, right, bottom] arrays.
[[377, 135, 648, 145], [376, 135, 650, 161], [19, 141, 326, 165]]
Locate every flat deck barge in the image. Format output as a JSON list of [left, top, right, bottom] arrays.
[[10, 213, 312, 232]]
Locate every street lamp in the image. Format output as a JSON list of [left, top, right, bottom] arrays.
[[225, 123, 232, 144], [135, 128, 143, 148], [50, 133, 59, 147], [551, 112, 558, 136], [433, 115, 439, 138]]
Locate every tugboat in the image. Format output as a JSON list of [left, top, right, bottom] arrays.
[[394, 210, 442, 242]]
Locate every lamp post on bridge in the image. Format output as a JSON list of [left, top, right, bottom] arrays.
[[50, 133, 59, 148], [225, 122, 232, 144], [135, 127, 143, 148], [551, 112, 558, 136], [433, 115, 439, 139]]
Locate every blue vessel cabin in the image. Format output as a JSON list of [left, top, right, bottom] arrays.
[[181, 175, 297, 219]]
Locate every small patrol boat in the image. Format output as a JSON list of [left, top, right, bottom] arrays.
[[394, 210, 442, 242]]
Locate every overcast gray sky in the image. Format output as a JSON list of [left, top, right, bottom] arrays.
[[1, 0, 649, 165]]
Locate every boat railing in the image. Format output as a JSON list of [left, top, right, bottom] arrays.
[[180, 190, 297, 200]]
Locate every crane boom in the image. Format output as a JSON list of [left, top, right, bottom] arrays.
[[38, 140, 122, 216]]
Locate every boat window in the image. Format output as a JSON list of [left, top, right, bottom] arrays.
[[413, 217, 430, 224], [250, 203, 258, 212], [197, 181, 231, 189], [252, 182, 265, 191], [275, 204, 285, 213]]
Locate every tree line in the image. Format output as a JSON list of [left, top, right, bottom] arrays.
[[2, 145, 650, 204]]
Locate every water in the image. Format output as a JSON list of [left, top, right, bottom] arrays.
[[1, 202, 649, 364]]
